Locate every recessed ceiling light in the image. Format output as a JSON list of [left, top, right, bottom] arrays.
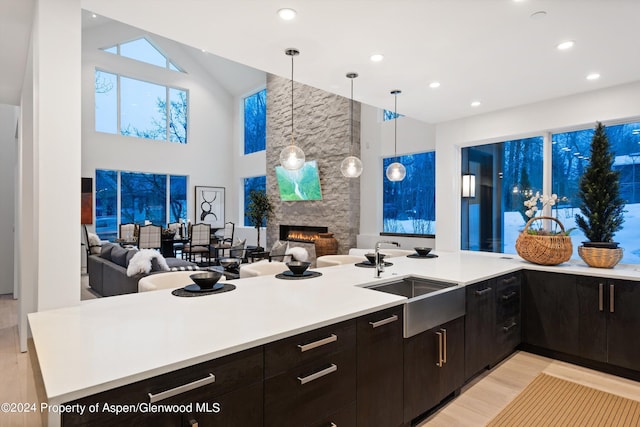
[[370, 54, 384, 62], [201, 48, 206, 53], [586, 73, 600, 81], [91, 13, 97, 18], [557, 40, 575, 50], [471, 101, 481, 108], [429, 81, 441, 89], [278, 8, 297, 20]]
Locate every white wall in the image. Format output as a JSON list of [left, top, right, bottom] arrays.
[[435, 81, 640, 252], [18, 0, 82, 352], [0, 105, 17, 295], [358, 104, 437, 249], [82, 21, 236, 225]]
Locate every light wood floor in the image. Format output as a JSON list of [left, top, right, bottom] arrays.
[[2, 292, 639, 427]]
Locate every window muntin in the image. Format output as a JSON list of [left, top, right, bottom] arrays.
[[102, 37, 183, 72], [383, 152, 436, 235], [552, 122, 640, 263], [461, 137, 544, 253], [94, 70, 189, 143], [95, 170, 187, 240], [244, 89, 266, 154], [243, 176, 267, 227]]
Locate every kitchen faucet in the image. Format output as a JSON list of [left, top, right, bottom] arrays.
[[374, 240, 400, 278]]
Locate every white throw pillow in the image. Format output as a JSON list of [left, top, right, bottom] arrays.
[[285, 246, 309, 262]]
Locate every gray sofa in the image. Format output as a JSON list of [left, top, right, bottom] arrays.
[[88, 243, 198, 297]]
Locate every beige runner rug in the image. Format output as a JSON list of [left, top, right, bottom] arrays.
[[487, 373, 640, 427]]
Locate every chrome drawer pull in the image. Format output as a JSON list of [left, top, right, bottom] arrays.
[[442, 328, 447, 364], [435, 331, 443, 368], [369, 314, 399, 328], [501, 291, 517, 301], [148, 373, 215, 403], [297, 364, 338, 385], [188, 419, 198, 427], [297, 334, 337, 352], [330, 423, 337, 427], [475, 287, 492, 296], [503, 321, 517, 332], [501, 276, 517, 285]]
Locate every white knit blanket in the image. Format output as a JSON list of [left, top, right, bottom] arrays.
[[126, 249, 169, 277]]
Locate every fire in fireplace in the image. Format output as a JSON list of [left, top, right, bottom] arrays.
[[280, 225, 328, 242]]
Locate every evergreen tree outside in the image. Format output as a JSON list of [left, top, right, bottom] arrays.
[[575, 122, 625, 242]]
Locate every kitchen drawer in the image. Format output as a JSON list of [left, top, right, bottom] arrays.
[[308, 402, 356, 427], [265, 319, 356, 378], [495, 316, 521, 360], [496, 274, 520, 322], [264, 348, 357, 427], [63, 346, 263, 426]]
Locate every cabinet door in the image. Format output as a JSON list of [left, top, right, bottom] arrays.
[[464, 280, 495, 380], [404, 317, 464, 424], [357, 306, 404, 427], [607, 280, 640, 371], [523, 271, 580, 355], [575, 276, 607, 362]]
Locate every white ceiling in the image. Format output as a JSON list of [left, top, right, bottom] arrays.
[[4, 0, 640, 124]]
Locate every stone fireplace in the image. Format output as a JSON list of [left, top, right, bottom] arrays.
[[265, 74, 361, 254]]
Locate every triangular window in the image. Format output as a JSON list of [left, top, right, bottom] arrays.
[[100, 37, 184, 72]]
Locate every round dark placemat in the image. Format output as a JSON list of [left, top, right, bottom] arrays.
[[172, 283, 236, 297], [355, 261, 394, 268], [275, 271, 323, 280], [406, 254, 438, 259]]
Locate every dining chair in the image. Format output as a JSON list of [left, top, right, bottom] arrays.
[[138, 224, 162, 250], [166, 222, 185, 257], [183, 223, 211, 264], [212, 222, 235, 258], [118, 222, 139, 242]]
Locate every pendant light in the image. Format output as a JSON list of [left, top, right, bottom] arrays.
[[279, 48, 305, 170], [385, 90, 406, 182], [341, 72, 363, 178]]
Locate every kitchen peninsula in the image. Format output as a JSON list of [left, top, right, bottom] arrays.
[[29, 251, 640, 426]]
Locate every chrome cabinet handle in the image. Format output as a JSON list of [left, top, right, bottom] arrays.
[[610, 284, 615, 313], [501, 291, 517, 301], [503, 321, 517, 332], [501, 276, 517, 285], [297, 364, 338, 385], [475, 287, 492, 296], [330, 424, 337, 427], [298, 334, 337, 352], [188, 419, 198, 427], [369, 314, 399, 328], [436, 331, 443, 367], [442, 328, 447, 364], [599, 283, 604, 312], [148, 373, 215, 403]]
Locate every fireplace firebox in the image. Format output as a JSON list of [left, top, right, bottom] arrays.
[[279, 225, 328, 243]]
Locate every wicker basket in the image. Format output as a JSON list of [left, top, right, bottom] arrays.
[[578, 246, 623, 268], [515, 216, 573, 266]]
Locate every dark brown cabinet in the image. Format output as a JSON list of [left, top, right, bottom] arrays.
[[523, 270, 580, 355], [264, 319, 357, 427], [356, 306, 404, 427], [464, 279, 495, 380], [62, 346, 264, 427], [465, 272, 521, 381], [404, 316, 464, 424]]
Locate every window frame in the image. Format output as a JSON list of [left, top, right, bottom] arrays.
[[242, 87, 267, 155]]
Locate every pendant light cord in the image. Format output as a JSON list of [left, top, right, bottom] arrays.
[[291, 53, 295, 145], [394, 93, 398, 157], [350, 77, 354, 156]]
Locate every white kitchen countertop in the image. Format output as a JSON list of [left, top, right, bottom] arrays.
[[29, 250, 640, 407]]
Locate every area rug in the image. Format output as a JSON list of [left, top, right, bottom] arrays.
[[487, 373, 640, 426]]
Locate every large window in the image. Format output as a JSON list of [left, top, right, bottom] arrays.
[[552, 122, 640, 263], [102, 37, 184, 72], [461, 137, 544, 253], [383, 152, 436, 235], [95, 70, 188, 143], [243, 176, 267, 226], [95, 170, 188, 241], [244, 89, 266, 154]]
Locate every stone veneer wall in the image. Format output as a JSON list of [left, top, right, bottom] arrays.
[[266, 73, 361, 254]]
